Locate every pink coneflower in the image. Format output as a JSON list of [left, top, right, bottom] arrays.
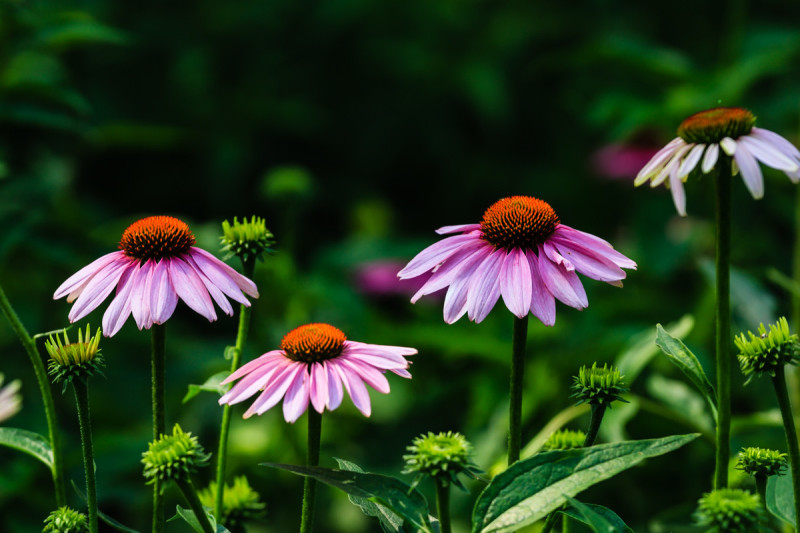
[[397, 196, 636, 326], [219, 323, 415, 422], [54, 216, 259, 337], [635, 107, 800, 216]]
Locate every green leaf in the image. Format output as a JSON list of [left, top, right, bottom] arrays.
[[262, 462, 432, 533], [615, 315, 694, 385], [334, 458, 404, 533], [645, 375, 714, 434], [183, 371, 229, 403], [171, 506, 227, 533], [766, 472, 796, 526], [471, 434, 699, 533], [560, 497, 634, 533], [654, 325, 717, 420], [0, 427, 53, 469]]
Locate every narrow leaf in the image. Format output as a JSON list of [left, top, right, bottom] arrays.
[[472, 434, 698, 533], [560, 498, 634, 533], [766, 472, 796, 526], [0, 427, 53, 469], [171, 506, 226, 533], [654, 325, 717, 419], [262, 462, 432, 532], [183, 371, 229, 403], [334, 458, 404, 533]]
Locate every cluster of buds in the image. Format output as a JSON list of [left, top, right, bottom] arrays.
[[736, 447, 788, 478], [43, 507, 89, 533], [403, 431, 481, 490], [735, 317, 800, 383], [570, 362, 628, 406], [142, 424, 210, 487], [44, 326, 104, 391], [220, 216, 275, 263], [198, 476, 266, 533], [542, 429, 586, 451], [694, 488, 765, 533]]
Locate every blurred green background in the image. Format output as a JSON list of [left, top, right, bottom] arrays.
[[2, 0, 800, 531]]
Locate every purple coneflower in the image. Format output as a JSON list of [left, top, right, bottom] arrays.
[[635, 107, 800, 215], [397, 196, 636, 326], [219, 323, 415, 423], [54, 216, 258, 337]]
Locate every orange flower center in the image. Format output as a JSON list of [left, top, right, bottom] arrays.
[[677, 107, 756, 144], [280, 323, 346, 363], [480, 196, 560, 250], [119, 216, 196, 261]]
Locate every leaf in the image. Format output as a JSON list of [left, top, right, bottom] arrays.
[[171, 506, 227, 533], [183, 371, 229, 403], [615, 315, 694, 385], [560, 497, 634, 533], [654, 325, 717, 420], [471, 434, 699, 533], [0, 427, 53, 469], [262, 462, 432, 533], [334, 458, 404, 533], [766, 472, 796, 526], [645, 375, 714, 434], [72, 480, 140, 533]]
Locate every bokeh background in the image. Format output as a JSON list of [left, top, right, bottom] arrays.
[[2, 0, 800, 531]]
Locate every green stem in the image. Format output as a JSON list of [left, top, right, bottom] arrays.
[[771, 366, 800, 525], [73, 381, 98, 533], [175, 477, 215, 533], [754, 474, 767, 510], [0, 284, 66, 506], [300, 409, 322, 533], [540, 511, 559, 533], [508, 315, 528, 465], [714, 160, 732, 490], [151, 324, 166, 533], [434, 479, 451, 533], [215, 257, 256, 521], [583, 404, 607, 448]]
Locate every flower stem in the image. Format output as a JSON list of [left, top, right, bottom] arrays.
[[583, 404, 607, 447], [754, 474, 767, 510], [714, 160, 732, 490], [215, 257, 256, 521], [771, 366, 800, 524], [434, 479, 451, 533], [175, 477, 215, 533], [508, 315, 529, 465], [300, 409, 322, 533], [73, 381, 98, 533], [0, 284, 66, 506], [151, 324, 166, 533]]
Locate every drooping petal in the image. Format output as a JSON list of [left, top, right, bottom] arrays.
[[220, 356, 287, 404], [677, 144, 706, 178], [183, 254, 234, 315], [734, 143, 764, 199], [102, 264, 138, 336], [332, 362, 372, 417], [466, 248, 504, 323], [130, 260, 155, 329], [537, 247, 588, 309], [398, 233, 483, 279], [223, 350, 285, 384], [499, 248, 533, 319], [168, 257, 217, 322], [669, 169, 688, 217], [751, 128, 800, 159], [551, 226, 636, 270], [54, 251, 126, 300], [435, 224, 481, 235], [720, 137, 737, 156], [527, 250, 555, 326], [409, 239, 488, 303], [189, 248, 256, 303], [281, 369, 310, 423], [243, 363, 303, 418], [442, 246, 492, 323], [309, 362, 329, 413], [635, 138, 684, 185], [702, 143, 720, 173], [651, 144, 691, 188], [550, 238, 626, 283], [150, 259, 178, 324], [67, 259, 130, 323], [739, 135, 799, 172], [325, 361, 344, 410]]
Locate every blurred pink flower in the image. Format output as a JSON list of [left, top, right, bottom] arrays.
[[219, 323, 415, 423], [354, 260, 433, 297], [54, 216, 258, 337], [592, 144, 661, 180], [398, 196, 636, 326]]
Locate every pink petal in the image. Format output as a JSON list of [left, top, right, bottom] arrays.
[[243, 363, 303, 418], [150, 260, 178, 324], [223, 350, 285, 384], [466, 248, 504, 323], [527, 250, 555, 326], [343, 340, 417, 357], [550, 239, 626, 283], [751, 128, 800, 159], [739, 135, 799, 171], [543, 242, 574, 271], [733, 144, 764, 199], [67, 259, 130, 323], [101, 265, 138, 336], [332, 362, 371, 417], [281, 369, 310, 423], [410, 239, 488, 303], [537, 247, 588, 309], [677, 144, 705, 178], [398, 233, 483, 279], [54, 251, 126, 300], [551, 226, 636, 270], [669, 168, 687, 216], [168, 258, 217, 322], [635, 138, 684, 185], [499, 248, 533, 319], [220, 356, 287, 404], [130, 260, 155, 330], [339, 358, 390, 394], [183, 254, 234, 315], [325, 361, 344, 410], [189, 249, 256, 303], [442, 246, 492, 323], [309, 362, 329, 413], [702, 143, 720, 173], [436, 224, 481, 235]]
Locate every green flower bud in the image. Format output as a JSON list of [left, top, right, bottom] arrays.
[[736, 447, 788, 478], [142, 424, 210, 486], [694, 489, 765, 533], [220, 216, 275, 263], [44, 326, 104, 391], [735, 317, 800, 383], [570, 362, 628, 406], [198, 476, 266, 533], [542, 429, 586, 451], [403, 431, 481, 488], [42, 506, 89, 533]]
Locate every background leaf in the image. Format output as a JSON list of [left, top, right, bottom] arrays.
[[766, 472, 796, 526], [0, 427, 53, 469], [334, 458, 405, 533], [561, 497, 635, 533]]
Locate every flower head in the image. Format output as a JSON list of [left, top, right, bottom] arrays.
[[220, 216, 275, 263], [571, 362, 628, 406], [219, 323, 416, 422], [736, 447, 788, 478], [142, 424, 210, 486], [45, 325, 104, 390], [694, 488, 765, 533], [43, 507, 89, 533], [53, 216, 259, 336], [403, 431, 480, 489], [735, 317, 800, 383], [635, 107, 800, 216], [0, 374, 21, 424], [198, 476, 266, 533], [397, 196, 636, 326], [542, 429, 586, 451]]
